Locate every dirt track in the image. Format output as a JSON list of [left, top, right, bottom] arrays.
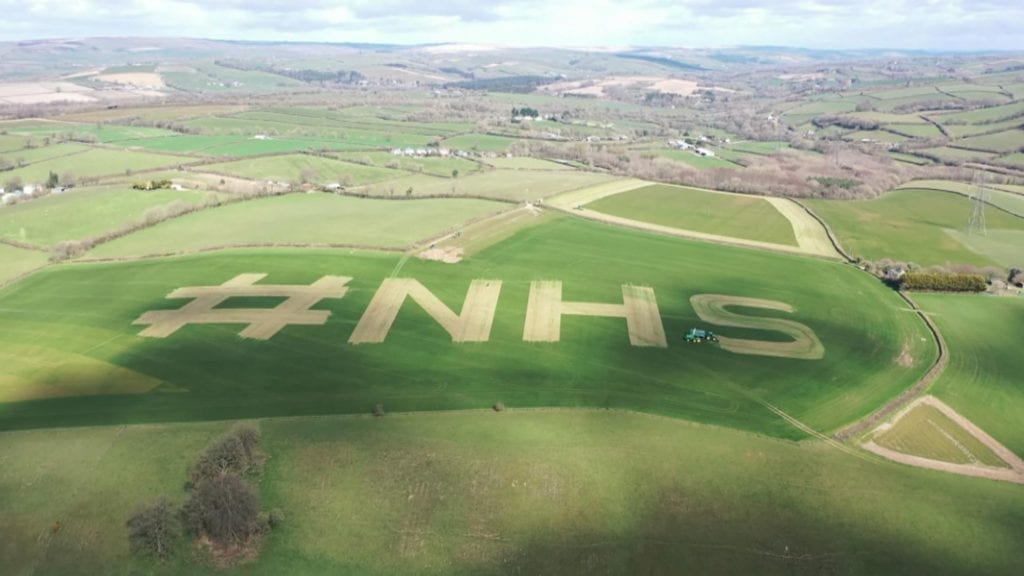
[[863, 396, 1024, 484]]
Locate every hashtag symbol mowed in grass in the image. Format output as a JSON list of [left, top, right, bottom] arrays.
[[133, 273, 351, 340]]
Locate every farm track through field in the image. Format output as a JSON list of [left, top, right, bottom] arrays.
[[863, 396, 1024, 484]]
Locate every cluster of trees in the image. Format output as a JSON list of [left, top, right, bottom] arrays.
[[511, 107, 540, 119], [812, 115, 880, 131], [899, 272, 988, 292], [132, 179, 173, 191], [126, 423, 280, 564], [444, 75, 557, 93]]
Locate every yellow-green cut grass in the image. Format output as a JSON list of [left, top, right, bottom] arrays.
[[875, 404, 1008, 467]]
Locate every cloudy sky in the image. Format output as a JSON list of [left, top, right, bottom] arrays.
[[2, 0, 1022, 50]]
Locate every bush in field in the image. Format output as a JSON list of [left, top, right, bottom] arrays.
[[188, 423, 264, 487], [126, 497, 181, 560], [181, 473, 264, 548], [899, 272, 987, 292]]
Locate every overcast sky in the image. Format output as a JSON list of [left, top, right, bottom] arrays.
[[2, 0, 1022, 51]]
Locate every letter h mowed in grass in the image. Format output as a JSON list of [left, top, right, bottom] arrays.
[[134, 273, 822, 359]]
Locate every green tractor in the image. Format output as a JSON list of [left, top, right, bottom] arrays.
[[684, 328, 719, 343]]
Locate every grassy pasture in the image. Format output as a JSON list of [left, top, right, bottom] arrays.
[[58, 104, 250, 123], [335, 151, 483, 177], [481, 156, 574, 170], [727, 140, 790, 155], [0, 134, 29, 152], [441, 133, 519, 152], [360, 169, 615, 201], [845, 130, 908, 143], [942, 117, 1024, 138], [955, 129, 1024, 153], [1, 148, 191, 184], [899, 180, 1024, 215], [915, 294, 1024, 455], [874, 403, 1007, 466], [0, 243, 47, 285], [998, 152, 1024, 167], [918, 146, 997, 163], [86, 194, 508, 257], [0, 186, 211, 247], [2, 410, 1024, 575], [945, 230, 1024, 268], [782, 99, 858, 116], [933, 101, 1024, 124], [652, 148, 739, 169], [0, 142, 91, 165], [805, 188, 1024, 266], [885, 123, 945, 139], [586, 184, 798, 246], [202, 154, 404, 185], [0, 217, 934, 435]]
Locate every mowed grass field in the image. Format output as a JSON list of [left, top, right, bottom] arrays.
[[0, 218, 934, 435], [86, 194, 508, 257], [586, 184, 798, 246], [806, 189, 1024, 266], [4, 410, 1023, 575], [874, 403, 1007, 466], [202, 154, 404, 185], [0, 186, 211, 247], [914, 294, 1024, 456]]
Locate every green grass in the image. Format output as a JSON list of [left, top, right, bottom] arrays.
[[782, 99, 858, 116], [845, 130, 909, 143], [875, 403, 1007, 466], [586, 184, 798, 246], [933, 101, 1024, 125], [0, 243, 47, 285], [919, 146, 997, 163], [481, 156, 574, 170], [0, 134, 29, 152], [202, 154, 404, 185], [942, 117, 1023, 138], [121, 131, 437, 157], [441, 133, 519, 152], [1, 148, 191, 184], [885, 123, 945, 139], [335, 151, 483, 178], [956, 129, 1024, 153], [0, 217, 934, 435], [3, 410, 1023, 575], [998, 152, 1024, 167], [915, 294, 1024, 456], [86, 194, 508, 257], [359, 169, 615, 201], [727, 140, 789, 155], [0, 186, 211, 247], [898, 180, 1024, 216], [652, 148, 740, 169], [805, 189, 1024, 266]]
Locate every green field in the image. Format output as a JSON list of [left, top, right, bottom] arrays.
[[900, 180, 1024, 215], [3, 409, 1024, 575], [441, 133, 519, 152], [807, 189, 1024, 266], [0, 142, 92, 165], [874, 403, 1007, 466], [915, 294, 1024, 455], [933, 101, 1024, 124], [0, 186, 211, 247], [999, 152, 1024, 167], [885, 123, 945, 139], [0, 217, 934, 435], [86, 194, 508, 257], [586, 184, 798, 246], [653, 148, 739, 169], [203, 154, 404, 185], [1, 148, 191, 184], [956, 129, 1024, 153], [0, 243, 47, 285], [482, 156, 574, 170], [360, 169, 615, 201], [335, 151, 483, 177]]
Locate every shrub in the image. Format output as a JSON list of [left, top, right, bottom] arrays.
[[373, 403, 385, 417], [181, 473, 263, 547], [899, 272, 987, 292], [189, 424, 264, 486], [493, 402, 506, 412], [126, 497, 181, 560]]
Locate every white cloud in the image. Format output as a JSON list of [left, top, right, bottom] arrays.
[[0, 0, 1021, 50]]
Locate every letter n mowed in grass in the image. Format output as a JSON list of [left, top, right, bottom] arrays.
[[134, 273, 823, 359]]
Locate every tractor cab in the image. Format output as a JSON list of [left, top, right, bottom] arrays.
[[684, 328, 719, 343]]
